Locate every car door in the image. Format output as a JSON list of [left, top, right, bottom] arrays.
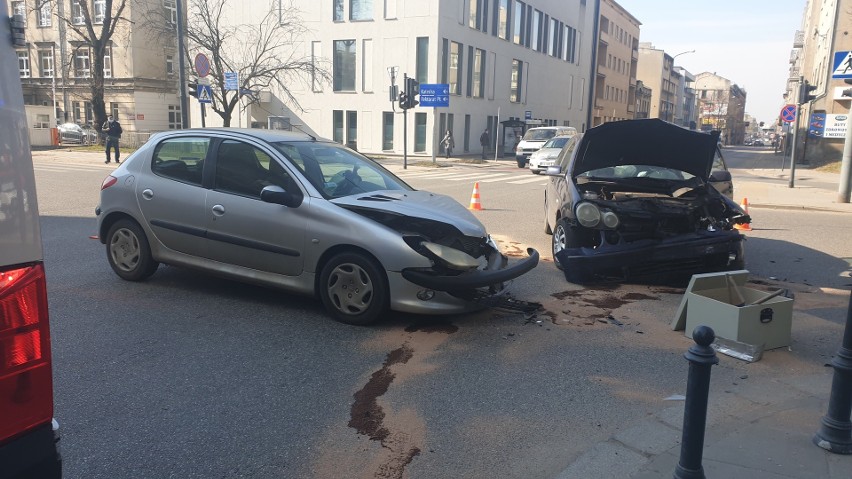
[[709, 147, 734, 198], [204, 139, 307, 276], [136, 136, 210, 257]]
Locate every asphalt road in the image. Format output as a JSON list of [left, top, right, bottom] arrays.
[[32, 150, 850, 478]]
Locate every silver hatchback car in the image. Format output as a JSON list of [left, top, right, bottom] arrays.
[[96, 129, 538, 324]]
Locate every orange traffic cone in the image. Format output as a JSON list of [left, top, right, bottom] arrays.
[[734, 197, 752, 231], [468, 182, 483, 211]]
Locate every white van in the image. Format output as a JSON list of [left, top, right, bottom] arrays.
[[0, 5, 62, 477], [515, 126, 577, 168]]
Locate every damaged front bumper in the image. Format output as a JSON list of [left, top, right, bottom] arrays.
[[556, 231, 744, 283]]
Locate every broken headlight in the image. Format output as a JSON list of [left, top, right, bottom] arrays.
[[576, 201, 619, 229], [404, 237, 481, 271]]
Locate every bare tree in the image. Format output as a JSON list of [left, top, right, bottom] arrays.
[[36, 0, 129, 130], [144, 0, 330, 127]]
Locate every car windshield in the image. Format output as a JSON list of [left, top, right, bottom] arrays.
[[542, 137, 569, 149], [59, 123, 82, 131], [271, 141, 413, 199], [523, 129, 557, 141], [578, 164, 695, 181]]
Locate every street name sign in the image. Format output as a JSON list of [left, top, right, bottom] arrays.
[[419, 83, 450, 107]]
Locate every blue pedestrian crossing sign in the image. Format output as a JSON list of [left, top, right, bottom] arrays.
[[832, 51, 852, 78], [197, 84, 213, 104]]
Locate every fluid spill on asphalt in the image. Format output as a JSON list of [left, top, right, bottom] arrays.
[[537, 285, 661, 325], [349, 345, 414, 442]]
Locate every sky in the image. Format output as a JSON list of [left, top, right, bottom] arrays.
[[616, 0, 806, 124]]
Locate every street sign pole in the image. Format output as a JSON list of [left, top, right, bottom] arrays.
[[431, 106, 437, 164], [403, 73, 408, 170], [790, 76, 803, 188]]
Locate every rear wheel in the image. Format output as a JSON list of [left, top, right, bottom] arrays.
[[106, 219, 159, 281], [319, 252, 388, 325]]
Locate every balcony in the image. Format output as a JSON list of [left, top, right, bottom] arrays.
[[793, 30, 804, 48]]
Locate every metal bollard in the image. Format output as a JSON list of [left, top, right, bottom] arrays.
[[674, 326, 719, 479], [813, 289, 852, 454]]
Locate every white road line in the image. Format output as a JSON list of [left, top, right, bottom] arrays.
[[506, 176, 550, 184], [34, 165, 111, 172], [446, 173, 514, 181], [399, 171, 476, 180], [468, 174, 520, 183]]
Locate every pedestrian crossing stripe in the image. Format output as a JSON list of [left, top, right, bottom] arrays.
[[832, 51, 852, 78]]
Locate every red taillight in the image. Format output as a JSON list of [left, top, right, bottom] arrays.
[[0, 263, 54, 444], [101, 175, 118, 190]]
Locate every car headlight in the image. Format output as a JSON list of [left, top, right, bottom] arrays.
[[421, 242, 480, 271], [601, 211, 620, 229], [575, 202, 601, 228]]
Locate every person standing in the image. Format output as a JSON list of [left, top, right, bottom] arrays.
[[102, 115, 123, 164], [479, 128, 490, 160], [441, 130, 454, 159]]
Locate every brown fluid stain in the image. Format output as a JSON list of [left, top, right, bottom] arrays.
[[541, 286, 661, 325], [349, 345, 414, 442]]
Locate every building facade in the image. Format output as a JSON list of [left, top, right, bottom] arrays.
[[11, 0, 183, 145], [191, 0, 598, 158], [672, 66, 697, 129], [694, 72, 746, 145], [591, 0, 640, 126], [633, 79, 651, 119], [636, 42, 677, 123]]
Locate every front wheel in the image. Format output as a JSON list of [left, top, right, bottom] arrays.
[[106, 219, 159, 281], [517, 158, 527, 168], [551, 218, 594, 271], [319, 252, 388, 325]]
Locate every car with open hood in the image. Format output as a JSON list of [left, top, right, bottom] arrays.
[[96, 128, 538, 324], [543, 119, 748, 283]]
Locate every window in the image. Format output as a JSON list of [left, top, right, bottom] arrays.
[[110, 102, 119, 121], [164, 0, 177, 25], [513, 1, 524, 44], [549, 18, 559, 56], [168, 105, 181, 129], [449, 41, 461, 95], [152, 138, 209, 186], [94, 0, 106, 24], [345, 111, 357, 148], [472, 48, 484, 98], [38, 1, 52, 27], [531, 10, 541, 52], [17, 51, 30, 78], [382, 112, 393, 150], [414, 112, 426, 152], [34, 114, 51, 129], [415, 37, 428, 83], [103, 46, 112, 78], [497, 0, 508, 40], [214, 140, 285, 197], [74, 48, 90, 77], [333, 0, 343, 21], [166, 54, 175, 75], [11, 1, 24, 19], [565, 26, 576, 63], [39, 50, 54, 77], [510, 59, 522, 103], [469, 0, 480, 29], [333, 110, 344, 143], [350, 0, 372, 21], [72, 1, 85, 25], [333, 40, 356, 91]]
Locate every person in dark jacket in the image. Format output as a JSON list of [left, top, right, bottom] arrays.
[[102, 115, 123, 164], [479, 128, 490, 159]]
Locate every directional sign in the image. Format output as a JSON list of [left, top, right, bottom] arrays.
[[832, 51, 852, 79], [197, 84, 213, 104], [780, 104, 797, 123], [224, 72, 239, 91], [418, 83, 450, 107], [194, 53, 210, 78]]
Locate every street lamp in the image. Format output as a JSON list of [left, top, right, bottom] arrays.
[[672, 49, 696, 62], [668, 50, 695, 123]]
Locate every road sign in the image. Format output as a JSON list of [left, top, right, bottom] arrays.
[[832, 51, 852, 79], [194, 53, 210, 78], [524, 110, 532, 120], [197, 84, 213, 104], [224, 72, 239, 91], [780, 104, 797, 123], [418, 83, 449, 107]]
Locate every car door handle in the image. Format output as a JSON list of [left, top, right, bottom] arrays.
[[142, 188, 153, 200], [212, 204, 225, 216]]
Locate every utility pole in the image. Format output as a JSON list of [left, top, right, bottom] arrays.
[[176, 0, 189, 128], [839, 82, 852, 203], [789, 76, 803, 188], [402, 73, 409, 169]]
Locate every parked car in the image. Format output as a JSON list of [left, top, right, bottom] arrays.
[[0, 11, 63, 477], [528, 135, 572, 174], [57, 122, 98, 145], [96, 129, 539, 324], [515, 126, 576, 168], [752, 139, 765, 147], [543, 119, 748, 283]]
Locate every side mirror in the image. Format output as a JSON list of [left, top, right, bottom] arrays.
[[260, 185, 302, 208], [544, 165, 563, 176], [709, 170, 732, 182]]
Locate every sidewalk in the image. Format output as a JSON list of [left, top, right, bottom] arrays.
[[732, 166, 852, 214]]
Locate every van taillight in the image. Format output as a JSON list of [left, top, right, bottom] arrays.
[[0, 262, 54, 444]]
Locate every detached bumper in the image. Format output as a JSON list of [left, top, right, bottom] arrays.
[[401, 248, 539, 291], [556, 231, 744, 283]]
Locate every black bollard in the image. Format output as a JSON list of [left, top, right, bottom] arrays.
[[813, 289, 852, 454], [673, 326, 719, 479]]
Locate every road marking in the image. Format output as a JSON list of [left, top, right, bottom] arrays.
[[507, 176, 550, 184], [474, 174, 523, 183], [446, 173, 514, 181], [34, 164, 111, 172]]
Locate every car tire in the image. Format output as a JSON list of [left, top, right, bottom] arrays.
[[106, 219, 159, 281], [551, 218, 591, 271], [319, 252, 388, 325], [530, 169, 540, 175], [517, 158, 527, 168]]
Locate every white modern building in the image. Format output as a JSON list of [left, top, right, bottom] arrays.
[[191, 0, 597, 158]]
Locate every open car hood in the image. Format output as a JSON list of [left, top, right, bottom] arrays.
[[572, 119, 720, 180], [331, 190, 487, 237]]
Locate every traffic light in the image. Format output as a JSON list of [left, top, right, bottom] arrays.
[[404, 77, 419, 109], [799, 80, 817, 104], [759, 121, 765, 127], [188, 82, 198, 98], [398, 91, 408, 110]]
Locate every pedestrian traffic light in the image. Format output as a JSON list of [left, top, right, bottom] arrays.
[[799, 80, 817, 104], [405, 77, 419, 109], [188, 82, 198, 98], [398, 91, 408, 110]]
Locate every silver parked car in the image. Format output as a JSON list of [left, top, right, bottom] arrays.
[[96, 129, 538, 324], [57, 122, 98, 145]]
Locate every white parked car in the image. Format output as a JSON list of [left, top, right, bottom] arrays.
[[515, 126, 576, 168], [528, 135, 572, 174]]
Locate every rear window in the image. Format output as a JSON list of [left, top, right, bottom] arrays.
[[151, 137, 210, 186], [523, 129, 557, 141]]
